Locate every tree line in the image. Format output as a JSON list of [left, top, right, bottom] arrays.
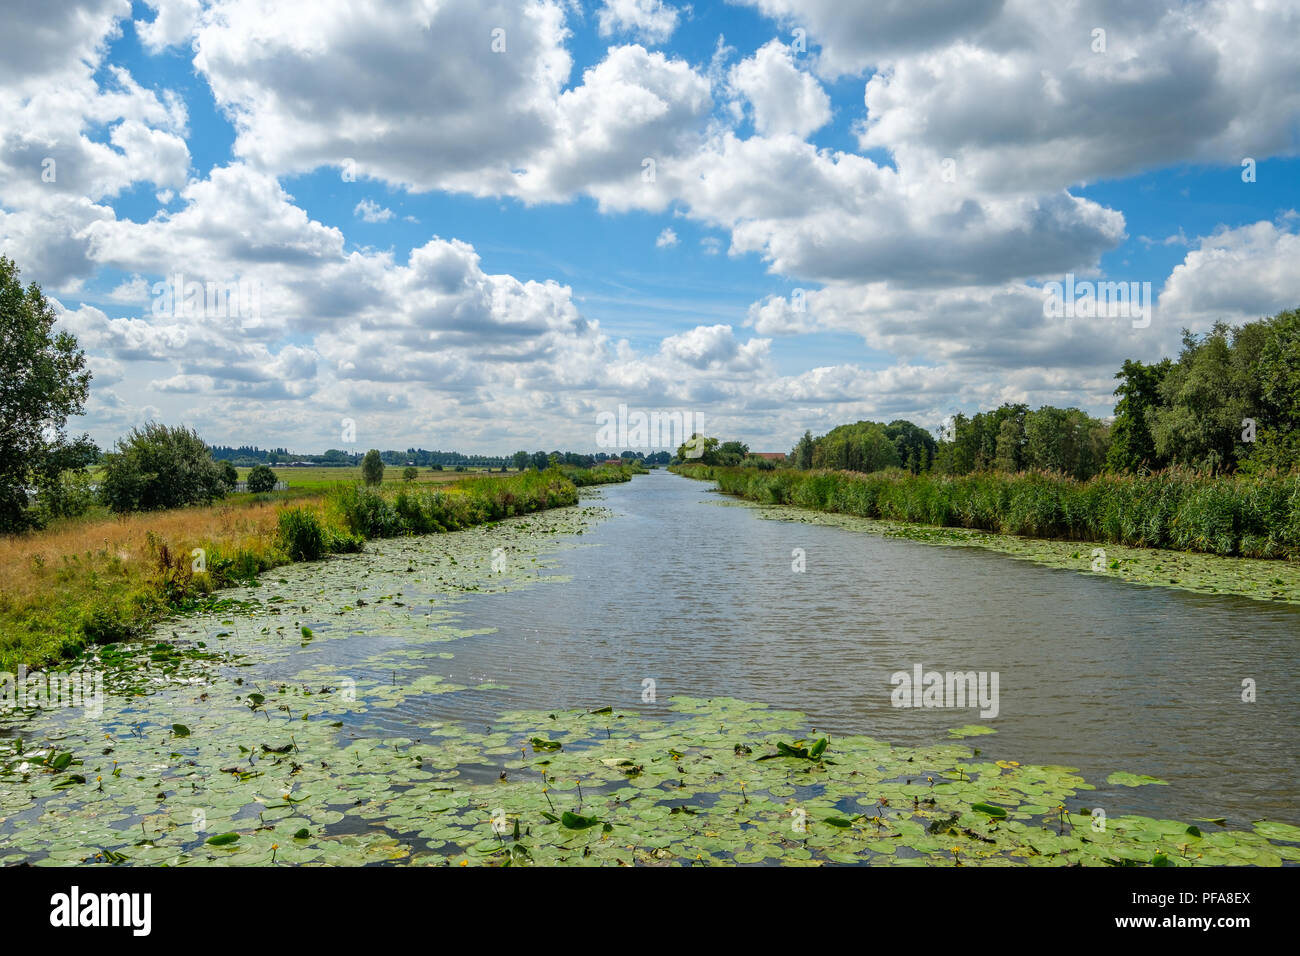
[[776, 307, 1297, 480]]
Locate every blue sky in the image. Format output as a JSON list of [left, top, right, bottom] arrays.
[[3, 0, 1299, 454]]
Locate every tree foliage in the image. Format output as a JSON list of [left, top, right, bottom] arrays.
[[99, 423, 227, 513], [0, 257, 94, 532], [361, 449, 385, 486], [245, 464, 278, 493]]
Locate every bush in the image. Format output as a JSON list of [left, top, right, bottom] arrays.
[[402, 466, 418, 481], [99, 423, 227, 513], [246, 464, 278, 493], [216, 460, 239, 492], [277, 507, 326, 561]]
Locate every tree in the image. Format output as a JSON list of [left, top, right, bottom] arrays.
[[1106, 359, 1170, 472], [791, 430, 814, 470], [402, 466, 418, 481], [1149, 325, 1254, 471], [994, 416, 1025, 473], [512, 450, 530, 471], [246, 464, 278, 493], [0, 257, 94, 532], [716, 440, 749, 466], [1247, 308, 1300, 472], [809, 421, 901, 472], [361, 449, 385, 486], [885, 420, 937, 473], [676, 433, 719, 463], [99, 423, 227, 513], [216, 460, 239, 492]]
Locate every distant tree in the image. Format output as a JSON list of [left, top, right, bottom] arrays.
[[361, 449, 385, 485], [885, 420, 937, 473], [246, 464, 278, 493], [512, 450, 530, 471], [402, 466, 418, 481], [790, 431, 814, 470], [993, 415, 1026, 473], [0, 256, 95, 532], [99, 423, 227, 513], [810, 422, 901, 473], [676, 433, 719, 462], [428, 463, 443, 471]]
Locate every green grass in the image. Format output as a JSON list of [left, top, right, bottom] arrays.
[[672, 464, 1300, 560], [1, 466, 636, 671]]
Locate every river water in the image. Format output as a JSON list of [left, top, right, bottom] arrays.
[[337, 470, 1299, 828]]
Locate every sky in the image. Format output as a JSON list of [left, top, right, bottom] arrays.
[[2, 0, 1299, 456]]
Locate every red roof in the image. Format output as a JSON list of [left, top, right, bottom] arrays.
[[752, 452, 786, 460]]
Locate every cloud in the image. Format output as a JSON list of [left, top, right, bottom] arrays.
[[596, 0, 683, 44], [354, 199, 394, 223], [1158, 218, 1300, 327], [728, 39, 831, 138], [655, 227, 679, 247]]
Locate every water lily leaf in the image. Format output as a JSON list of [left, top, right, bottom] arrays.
[[1106, 772, 1168, 787], [560, 812, 602, 830]]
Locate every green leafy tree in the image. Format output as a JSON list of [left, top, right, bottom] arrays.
[[361, 449, 385, 486], [885, 420, 937, 473], [676, 433, 719, 462], [1246, 308, 1300, 471], [716, 440, 749, 466], [810, 422, 901, 473], [99, 423, 227, 513], [1106, 359, 1171, 472], [512, 450, 530, 471], [0, 257, 95, 532], [216, 460, 239, 492], [1150, 325, 1255, 471], [791, 430, 815, 470], [246, 464, 278, 493], [402, 466, 418, 481]]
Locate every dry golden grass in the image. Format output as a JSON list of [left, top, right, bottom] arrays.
[[0, 498, 317, 607], [0, 495, 335, 671]]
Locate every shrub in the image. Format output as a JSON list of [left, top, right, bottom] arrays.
[[246, 464, 278, 493], [277, 507, 326, 561], [402, 466, 418, 481], [99, 423, 227, 513]]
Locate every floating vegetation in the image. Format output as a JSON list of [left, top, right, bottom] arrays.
[[4, 688, 1298, 867], [2, 497, 1294, 867]]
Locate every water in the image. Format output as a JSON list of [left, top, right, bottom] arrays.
[[355, 471, 1300, 827]]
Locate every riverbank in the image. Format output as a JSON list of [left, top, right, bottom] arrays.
[[4, 495, 1297, 867], [0, 465, 636, 671], [672, 464, 1300, 605]]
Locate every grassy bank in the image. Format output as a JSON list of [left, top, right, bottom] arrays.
[[0, 465, 634, 671], [672, 464, 1300, 559]]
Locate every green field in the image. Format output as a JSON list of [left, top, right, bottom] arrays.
[[233, 464, 511, 495]]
